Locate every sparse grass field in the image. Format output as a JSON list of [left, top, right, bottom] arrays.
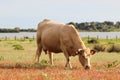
[[0, 38, 120, 80]]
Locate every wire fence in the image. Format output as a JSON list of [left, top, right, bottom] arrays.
[[0, 35, 120, 41]]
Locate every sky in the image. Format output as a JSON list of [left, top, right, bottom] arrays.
[[0, 0, 120, 28]]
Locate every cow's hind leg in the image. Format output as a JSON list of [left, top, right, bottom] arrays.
[[48, 51, 53, 65], [35, 44, 42, 62]]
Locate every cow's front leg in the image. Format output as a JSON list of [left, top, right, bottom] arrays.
[[35, 44, 42, 62], [62, 46, 72, 69], [65, 57, 72, 69]]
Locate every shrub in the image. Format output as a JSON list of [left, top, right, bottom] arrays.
[[87, 39, 99, 44], [93, 44, 106, 52], [29, 39, 34, 42], [12, 44, 24, 50], [107, 44, 120, 52], [24, 36, 29, 39], [93, 44, 120, 52]]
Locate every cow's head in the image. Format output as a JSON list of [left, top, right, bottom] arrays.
[[76, 48, 96, 70]]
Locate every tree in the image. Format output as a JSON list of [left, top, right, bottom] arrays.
[[67, 22, 78, 29], [14, 27, 20, 32], [115, 22, 120, 28], [103, 21, 114, 26]]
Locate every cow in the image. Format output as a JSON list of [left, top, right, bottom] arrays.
[[35, 19, 96, 70]]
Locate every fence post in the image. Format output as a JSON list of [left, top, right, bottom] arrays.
[[116, 35, 117, 41], [14, 36, 16, 40], [106, 35, 108, 40], [88, 35, 90, 41], [33, 36, 35, 40], [97, 35, 99, 40], [5, 36, 7, 40], [24, 37, 26, 41]]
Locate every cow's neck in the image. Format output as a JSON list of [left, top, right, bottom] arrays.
[[75, 37, 86, 50], [79, 39, 86, 49], [70, 28, 87, 51]]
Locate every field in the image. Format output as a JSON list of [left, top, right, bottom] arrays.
[[0, 38, 120, 80]]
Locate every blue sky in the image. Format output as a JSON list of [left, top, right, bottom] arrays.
[[0, 0, 120, 28]]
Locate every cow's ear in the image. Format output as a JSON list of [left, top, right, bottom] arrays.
[[90, 50, 96, 55]]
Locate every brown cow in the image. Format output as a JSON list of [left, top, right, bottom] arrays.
[[35, 19, 96, 69]]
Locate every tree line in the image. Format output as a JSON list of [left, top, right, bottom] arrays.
[[0, 21, 120, 32], [0, 27, 36, 33], [68, 21, 120, 32]]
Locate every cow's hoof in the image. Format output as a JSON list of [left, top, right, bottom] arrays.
[[65, 64, 72, 69]]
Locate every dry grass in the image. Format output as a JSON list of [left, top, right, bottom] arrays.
[[0, 61, 120, 80], [0, 39, 120, 80]]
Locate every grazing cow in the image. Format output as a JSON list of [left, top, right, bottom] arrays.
[[35, 19, 96, 69]]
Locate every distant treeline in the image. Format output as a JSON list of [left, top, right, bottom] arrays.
[[68, 21, 120, 32], [0, 21, 120, 32], [0, 27, 36, 33]]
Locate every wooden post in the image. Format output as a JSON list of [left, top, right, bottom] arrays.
[[14, 36, 16, 40], [97, 35, 99, 40], [88, 35, 90, 41], [24, 36, 26, 41], [33, 36, 35, 40], [106, 35, 108, 40], [116, 35, 117, 41], [5, 36, 7, 40]]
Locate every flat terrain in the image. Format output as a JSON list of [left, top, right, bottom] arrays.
[[0, 39, 120, 80]]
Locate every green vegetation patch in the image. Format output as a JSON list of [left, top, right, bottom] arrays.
[[107, 60, 120, 68], [12, 44, 24, 50], [0, 56, 4, 61], [87, 39, 99, 44]]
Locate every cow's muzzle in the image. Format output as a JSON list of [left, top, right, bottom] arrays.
[[85, 65, 91, 70]]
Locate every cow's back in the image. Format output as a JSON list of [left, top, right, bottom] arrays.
[[37, 19, 64, 53]]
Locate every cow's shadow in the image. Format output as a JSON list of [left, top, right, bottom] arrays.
[[0, 62, 51, 69], [0, 61, 82, 70]]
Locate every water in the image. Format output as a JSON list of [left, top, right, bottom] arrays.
[[79, 32, 120, 39], [0, 32, 120, 39], [0, 32, 36, 38]]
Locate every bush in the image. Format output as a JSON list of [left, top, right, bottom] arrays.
[[87, 39, 98, 44], [24, 36, 29, 39], [93, 44, 120, 52], [12, 44, 24, 50], [107, 44, 120, 52], [29, 39, 34, 42], [93, 44, 106, 52]]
